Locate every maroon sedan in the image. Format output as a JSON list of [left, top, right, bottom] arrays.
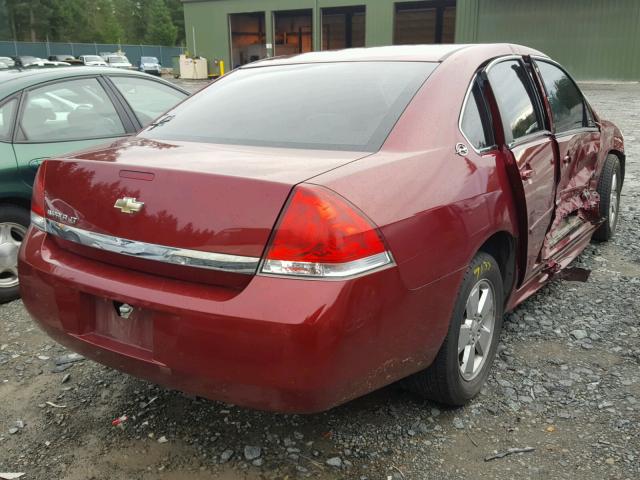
[[19, 44, 624, 413]]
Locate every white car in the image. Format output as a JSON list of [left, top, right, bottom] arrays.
[[41, 60, 71, 67], [138, 56, 161, 76], [106, 55, 133, 69], [0, 56, 15, 67], [79, 55, 108, 67]]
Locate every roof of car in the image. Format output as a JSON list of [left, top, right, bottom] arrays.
[[245, 43, 548, 68], [0, 66, 180, 100]]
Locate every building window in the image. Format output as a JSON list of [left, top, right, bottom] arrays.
[[394, 1, 456, 45], [321, 6, 366, 50], [274, 10, 313, 56], [229, 12, 267, 68]]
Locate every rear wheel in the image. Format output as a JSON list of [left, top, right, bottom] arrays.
[[593, 154, 621, 242], [408, 252, 504, 406], [0, 205, 29, 303]]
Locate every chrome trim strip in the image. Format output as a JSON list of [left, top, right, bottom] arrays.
[[40, 218, 260, 274], [30, 212, 46, 231], [458, 76, 497, 155], [260, 251, 393, 279]]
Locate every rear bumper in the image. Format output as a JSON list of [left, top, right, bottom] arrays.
[[19, 228, 460, 413]]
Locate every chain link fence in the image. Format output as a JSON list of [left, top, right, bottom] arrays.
[[0, 40, 184, 67]]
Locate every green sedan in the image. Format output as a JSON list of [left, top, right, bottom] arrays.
[[0, 67, 189, 302]]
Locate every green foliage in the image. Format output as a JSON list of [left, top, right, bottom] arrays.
[[144, 0, 177, 46], [0, 0, 184, 45]]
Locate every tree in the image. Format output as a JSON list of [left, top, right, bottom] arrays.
[[113, 0, 144, 44], [144, 0, 177, 46], [0, 0, 184, 45], [0, 0, 11, 40], [5, 0, 52, 41], [94, 0, 123, 43], [166, 0, 185, 45], [48, 0, 92, 42]]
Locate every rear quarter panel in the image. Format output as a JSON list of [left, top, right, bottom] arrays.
[[311, 46, 520, 292], [309, 47, 521, 374]]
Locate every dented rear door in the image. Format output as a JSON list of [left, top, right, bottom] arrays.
[[533, 59, 601, 256], [486, 58, 556, 281]]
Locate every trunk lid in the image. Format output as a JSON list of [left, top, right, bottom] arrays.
[[42, 138, 369, 287]]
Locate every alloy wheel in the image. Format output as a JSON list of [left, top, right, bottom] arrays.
[[0, 222, 27, 289], [458, 279, 496, 381]]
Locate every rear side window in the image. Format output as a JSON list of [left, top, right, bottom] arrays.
[[110, 76, 187, 127], [140, 62, 437, 152], [536, 60, 586, 134], [0, 98, 17, 141], [17, 78, 125, 142], [487, 60, 542, 144], [460, 81, 494, 151]]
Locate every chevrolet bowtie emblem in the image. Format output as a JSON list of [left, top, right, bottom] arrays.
[[114, 197, 144, 214]]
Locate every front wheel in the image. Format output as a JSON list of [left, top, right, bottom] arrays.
[[0, 205, 30, 303], [593, 154, 622, 242], [408, 252, 504, 406]]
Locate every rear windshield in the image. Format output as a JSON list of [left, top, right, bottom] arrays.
[[140, 61, 437, 152]]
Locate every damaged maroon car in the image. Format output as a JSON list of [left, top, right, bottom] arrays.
[[19, 44, 624, 412]]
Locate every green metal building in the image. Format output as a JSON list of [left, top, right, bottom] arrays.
[[183, 0, 640, 80]]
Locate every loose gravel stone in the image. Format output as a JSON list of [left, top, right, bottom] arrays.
[[452, 417, 465, 430], [243, 446, 261, 461], [570, 329, 589, 340], [219, 449, 234, 464]]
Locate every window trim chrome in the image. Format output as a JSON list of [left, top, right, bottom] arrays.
[[484, 55, 549, 147], [458, 73, 497, 155], [530, 55, 599, 135], [31, 213, 260, 275]]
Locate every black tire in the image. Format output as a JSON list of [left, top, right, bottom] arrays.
[[0, 205, 30, 304], [593, 154, 622, 242], [408, 252, 504, 406]]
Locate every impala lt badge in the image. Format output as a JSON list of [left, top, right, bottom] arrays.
[[114, 197, 144, 214], [47, 209, 79, 225]]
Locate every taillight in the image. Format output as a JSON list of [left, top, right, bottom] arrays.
[[30, 162, 47, 231], [260, 185, 393, 278]]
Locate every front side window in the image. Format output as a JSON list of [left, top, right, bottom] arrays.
[[460, 81, 494, 151], [487, 60, 542, 144], [536, 60, 586, 134], [18, 78, 125, 142], [0, 98, 17, 141], [141, 62, 437, 152], [110, 76, 187, 127]]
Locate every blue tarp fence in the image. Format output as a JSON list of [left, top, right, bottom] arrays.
[[0, 41, 184, 66]]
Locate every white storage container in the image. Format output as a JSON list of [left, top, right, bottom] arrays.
[[179, 55, 208, 79]]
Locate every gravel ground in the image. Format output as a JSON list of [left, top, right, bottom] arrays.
[[1, 82, 638, 480]]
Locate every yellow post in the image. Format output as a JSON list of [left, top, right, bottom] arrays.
[[219, 60, 225, 76]]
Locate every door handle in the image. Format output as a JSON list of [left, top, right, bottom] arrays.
[[563, 155, 571, 164], [520, 164, 535, 180]]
